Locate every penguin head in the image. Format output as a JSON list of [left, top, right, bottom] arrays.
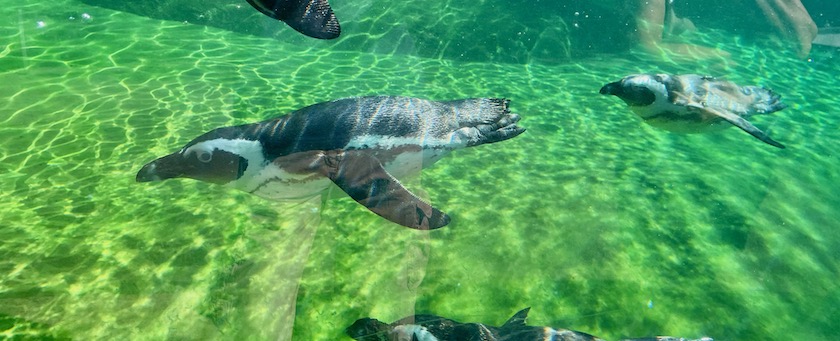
[[345, 318, 391, 341], [600, 74, 674, 107], [137, 129, 264, 185]]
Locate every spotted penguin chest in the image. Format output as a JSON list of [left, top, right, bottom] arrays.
[[232, 146, 450, 201], [242, 165, 333, 201]]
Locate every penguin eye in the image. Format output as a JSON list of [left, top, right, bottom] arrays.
[[197, 151, 213, 163]]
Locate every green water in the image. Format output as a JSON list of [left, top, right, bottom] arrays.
[[1, 0, 838, 340]]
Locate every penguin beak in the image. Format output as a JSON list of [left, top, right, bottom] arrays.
[[599, 81, 621, 95], [136, 153, 182, 182]]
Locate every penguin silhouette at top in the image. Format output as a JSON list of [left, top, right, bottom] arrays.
[[246, 0, 341, 39]]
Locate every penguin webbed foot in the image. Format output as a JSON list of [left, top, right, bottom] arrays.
[[465, 113, 526, 147]]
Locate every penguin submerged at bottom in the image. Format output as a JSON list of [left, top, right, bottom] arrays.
[[345, 307, 714, 341], [136, 96, 525, 230]]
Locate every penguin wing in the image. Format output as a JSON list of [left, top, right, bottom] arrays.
[[687, 104, 785, 149], [246, 0, 340, 39], [315, 150, 450, 230]]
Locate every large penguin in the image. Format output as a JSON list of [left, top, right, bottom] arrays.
[[600, 74, 788, 148], [136, 96, 525, 230]]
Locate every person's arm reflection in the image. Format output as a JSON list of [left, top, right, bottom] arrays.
[[755, 0, 818, 58]]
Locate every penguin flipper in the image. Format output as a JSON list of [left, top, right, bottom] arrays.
[[690, 105, 785, 149], [319, 150, 450, 230], [246, 0, 341, 39]]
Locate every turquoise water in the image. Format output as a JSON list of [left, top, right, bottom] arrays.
[[1, 0, 838, 340]]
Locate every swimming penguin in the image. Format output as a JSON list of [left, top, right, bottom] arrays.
[[599, 74, 787, 149], [136, 96, 525, 230], [246, 0, 340, 39], [345, 307, 713, 341], [346, 313, 503, 341], [345, 307, 599, 341]]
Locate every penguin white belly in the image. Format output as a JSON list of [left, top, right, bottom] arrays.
[[233, 148, 448, 202], [377, 148, 449, 179], [343, 134, 453, 179], [631, 103, 730, 134], [238, 166, 332, 201], [391, 325, 439, 341]]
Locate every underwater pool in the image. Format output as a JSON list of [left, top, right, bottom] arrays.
[[1, 0, 838, 340]]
